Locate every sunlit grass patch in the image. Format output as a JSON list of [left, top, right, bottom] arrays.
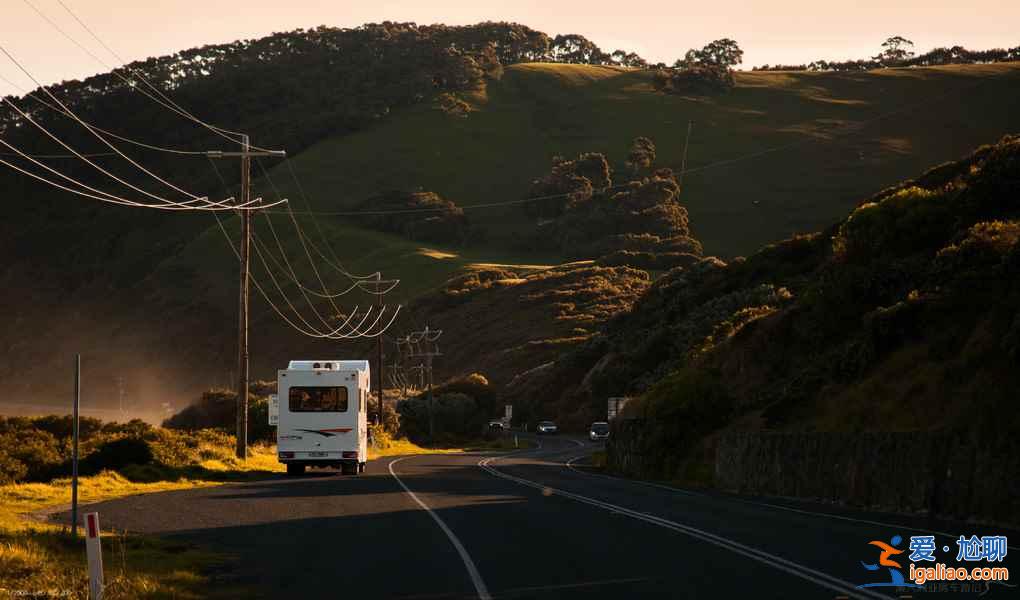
[[367, 430, 462, 460], [0, 432, 282, 598]]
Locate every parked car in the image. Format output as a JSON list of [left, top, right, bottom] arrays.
[[488, 420, 505, 432], [589, 421, 609, 442], [536, 420, 558, 435]]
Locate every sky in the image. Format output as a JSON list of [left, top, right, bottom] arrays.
[[1, 0, 1018, 96]]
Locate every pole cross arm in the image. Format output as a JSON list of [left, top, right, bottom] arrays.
[[207, 150, 287, 158]]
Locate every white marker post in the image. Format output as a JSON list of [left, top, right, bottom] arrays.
[[83, 512, 104, 600]]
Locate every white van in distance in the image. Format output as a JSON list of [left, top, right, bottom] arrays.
[[272, 360, 370, 476]]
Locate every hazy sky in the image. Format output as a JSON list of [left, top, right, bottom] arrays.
[[1, 0, 1017, 96]]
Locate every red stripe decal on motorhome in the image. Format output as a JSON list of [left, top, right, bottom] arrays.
[[295, 428, 352, 437]]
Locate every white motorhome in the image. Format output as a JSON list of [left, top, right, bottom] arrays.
[[272, 360, 370, 476]]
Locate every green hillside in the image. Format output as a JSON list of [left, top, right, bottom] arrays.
[[264, 61, 1020, 257], [4, 58, 1020, 417]]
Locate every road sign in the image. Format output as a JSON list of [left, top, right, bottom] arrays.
[[608, 397, 630, 421], [504, 404, 512, 420], [268, 394, 279, 426], [84, 512, 104, 599]]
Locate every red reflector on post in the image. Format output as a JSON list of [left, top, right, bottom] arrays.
[[86, 513, 98, 539], [342, 451, 358, 459]]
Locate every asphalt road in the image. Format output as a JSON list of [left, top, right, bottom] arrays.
[[63, 436, 1017, 599]]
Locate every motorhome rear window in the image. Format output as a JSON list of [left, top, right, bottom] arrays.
[[288, 387, 349, 412]]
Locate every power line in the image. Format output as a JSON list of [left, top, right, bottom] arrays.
[[269, 183, 639, 217], [50, 0, 286, 155], [0, 137, 276, 211], [207, 159, 401, 340], [1, 45, 211, 203], [257, 157, 398, 296], [259, 171, 404, 341], [209, 156, 384, 299], [22, 0, 254, 149], [282, 158, 382, 281], [0, 71, 217, 156], [211, 204, 402, 340]]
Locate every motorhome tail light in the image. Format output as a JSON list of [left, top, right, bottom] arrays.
[[342, 451, 358, 459], [279, 451, 295, 459], [312, 362, 321, 369]]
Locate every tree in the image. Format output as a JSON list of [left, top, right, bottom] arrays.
[[681, 39, 744, 69], [626, 137, 656, 173], [550, 34, 610, 64], [611, 50, 648, 68], [526, 153, 611, 219], [875, 36, 915, 64]]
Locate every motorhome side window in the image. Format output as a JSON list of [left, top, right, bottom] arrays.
[[288, 386, 349, 412]]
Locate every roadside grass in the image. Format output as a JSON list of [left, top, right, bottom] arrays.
[[0, 509, 233, 600], [466, 436, 537, 452], [368, 435, 463, 459], [367, 428, 536, 459], [0, 439, 283, 599]]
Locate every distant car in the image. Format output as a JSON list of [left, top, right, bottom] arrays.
[[536, 420, 558, 435], [488, 420, 505, 432], [589, 421, 609, 442]]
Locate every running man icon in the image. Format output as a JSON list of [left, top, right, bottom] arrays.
[[858, 535, 923, 589]]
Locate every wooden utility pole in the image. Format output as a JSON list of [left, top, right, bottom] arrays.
[[679, 120, 694, 185], [406, 325, 442, 445], [376, 273, 385, 429], [236, 134, 251, 460], [71, 353, 80, 537], [207, 137, 286, 460]]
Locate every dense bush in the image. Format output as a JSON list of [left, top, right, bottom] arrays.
[[525, 135, 1020, 470], [613, 367, 735, 478], [0, 414, 263, 484], [652, 64, 735, 94], [163, 387, 275, 443], [833, 187, 955, 263], [80, 437, 155, 474], [525, 153, 610, 220], [396, 374, 495, 441], [355, 190, 470, 244], [531, 161, 701, 258], [0, 428, 63, 483]]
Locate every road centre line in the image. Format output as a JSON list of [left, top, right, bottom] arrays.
[[479, 454, 889, 600], [563, 455, 1018, 553]]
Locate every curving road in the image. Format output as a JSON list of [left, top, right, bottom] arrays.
[[63, 436, 1016, 599]]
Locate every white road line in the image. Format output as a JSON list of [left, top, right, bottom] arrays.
[[480, 455, 889, 600], [563, 456, 1019, 552], [389, 456, 492, 600]]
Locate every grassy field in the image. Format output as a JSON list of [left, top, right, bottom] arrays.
[[0, 427, 465, 599], [258, 61, 1020, 258], [0, 442, 282, 599]]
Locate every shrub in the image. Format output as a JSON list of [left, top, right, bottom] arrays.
[[833, 187, 955, 263], [163, 389, 274, 443], [617, 368, 735, 477], [80, 437, 155, 474], [652, 65, 735, 95], [397, 390, 488, 442], [0, 429, 64, 482], [0, 452, 27, 484], [356, 190, 469, 244]]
